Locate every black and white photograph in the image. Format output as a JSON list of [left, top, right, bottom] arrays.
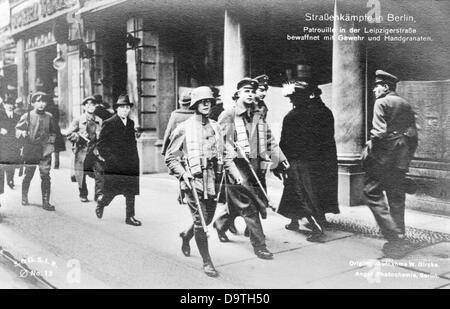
[[0, 0, 449, 293]]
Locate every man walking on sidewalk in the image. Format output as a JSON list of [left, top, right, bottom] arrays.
[[16, 92, 56, 211], [64, 96, 105, 203], [215, 78, 288, 260], [96, 94, 141, 226], [362, 70, 418, 258], [165, 86, 242, 277]]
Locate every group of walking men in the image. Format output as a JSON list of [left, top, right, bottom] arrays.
[[162, 68, 418, 277], [0, 67, 418, 278]]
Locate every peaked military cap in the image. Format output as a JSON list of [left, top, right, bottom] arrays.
[[237, 78, 258, 90], [82, 96, 96, 105], [255, 74, 269, 89], [30, 91, 48, 103], [375, 70, 399, 85]]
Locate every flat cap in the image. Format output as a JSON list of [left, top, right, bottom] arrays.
[[375, 70, 398, 84], [237, 78, 258, 90], [82, 96, 96, 105]]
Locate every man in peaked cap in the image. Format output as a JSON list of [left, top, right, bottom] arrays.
[[254, 74, 269, 120], [64, 96, 105, 203], [161, 91, 194, 156], [362, 70, 418, 259], [96, 94, 142, 226], [214, 78, 289, 259], [16, 92, 57, 211]]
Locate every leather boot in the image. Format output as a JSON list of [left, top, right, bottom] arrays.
[[195, 229, 218, 277], [21, 178, 31, 206], [180, 225, 194, 257], [42, 179, 55, 211]]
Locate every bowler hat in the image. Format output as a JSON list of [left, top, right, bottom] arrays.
[[237, 78, 258, 90], [113, 94, 133, 108], [82, 96, 96, 105]]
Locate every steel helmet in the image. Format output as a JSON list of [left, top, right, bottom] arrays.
[[189, 86, 215, 109]]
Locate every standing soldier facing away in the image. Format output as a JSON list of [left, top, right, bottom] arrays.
[[64, 96, 105, 203], [16, 92, 56, 211], [165, 86, 242, 277], [362, 70, 418, 259], [96, 94, 141, 226]]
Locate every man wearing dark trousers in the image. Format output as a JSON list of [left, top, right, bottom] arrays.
[[64, 96, 104, 203], [363, 70, 418, 259], [0, 97, 21, 207], [96, 94, 141, 226], [16, 92, 56, 211]]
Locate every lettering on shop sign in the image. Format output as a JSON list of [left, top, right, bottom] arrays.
[[11, 0, 78, 31]]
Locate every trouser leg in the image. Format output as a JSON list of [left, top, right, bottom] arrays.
[[185, 191, 216, 263], [125, 195, 135, 219], [39, 155, 52, 206], [364, 166, 402, 240], [79, 174, 88, 198], [22, 165, 37, 198], [0, 166, 4, 195], [53, 152, 60, 169], [242, 212, 266, 250], [5, 165, 15, 185], [93, 160, 105, 200], [386, 169, 406, 235]]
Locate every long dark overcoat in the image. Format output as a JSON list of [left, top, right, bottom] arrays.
[[97, 114, 140, 197], [0, 110, 21, 164], [278, 97, 339, 219]]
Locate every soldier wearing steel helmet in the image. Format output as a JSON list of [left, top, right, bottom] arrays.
[[165, 86, 242, 277]]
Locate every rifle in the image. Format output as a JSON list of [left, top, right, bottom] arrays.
[[182, 157, 208, 234], [233, 141, 276, 211]]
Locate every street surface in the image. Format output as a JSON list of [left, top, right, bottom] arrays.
[[0, 161, 449, 289]]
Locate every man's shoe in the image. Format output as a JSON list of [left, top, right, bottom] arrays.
[[179, 232, 191, 257], [95, 206, 104, 219], [254, 248, 273, 260], [80, 197, 89, 203], [126, 216, 142, 226], [203, 262, 219, 277], [307, 232, 326, 243], [217, 230, 230, 243], [382, 239, 411, 259], [21, 198, 29, 206], [285, 222, 300, 231], [42, 203, 55, 211]]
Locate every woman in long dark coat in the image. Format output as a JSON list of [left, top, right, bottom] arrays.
[[96, 94, 141, 226], [278, 81, 339, 240]]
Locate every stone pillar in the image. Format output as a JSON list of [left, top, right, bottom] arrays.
[[127, 17, 175, 173], [26, 50, 37, 94], [16, 39, 26, 101], [331, 0, 366, 206], [57, 43, 70, 127], [223, 10, 245, 109]]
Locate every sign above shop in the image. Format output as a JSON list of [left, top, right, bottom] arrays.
[[11, 0, 78, 32]]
